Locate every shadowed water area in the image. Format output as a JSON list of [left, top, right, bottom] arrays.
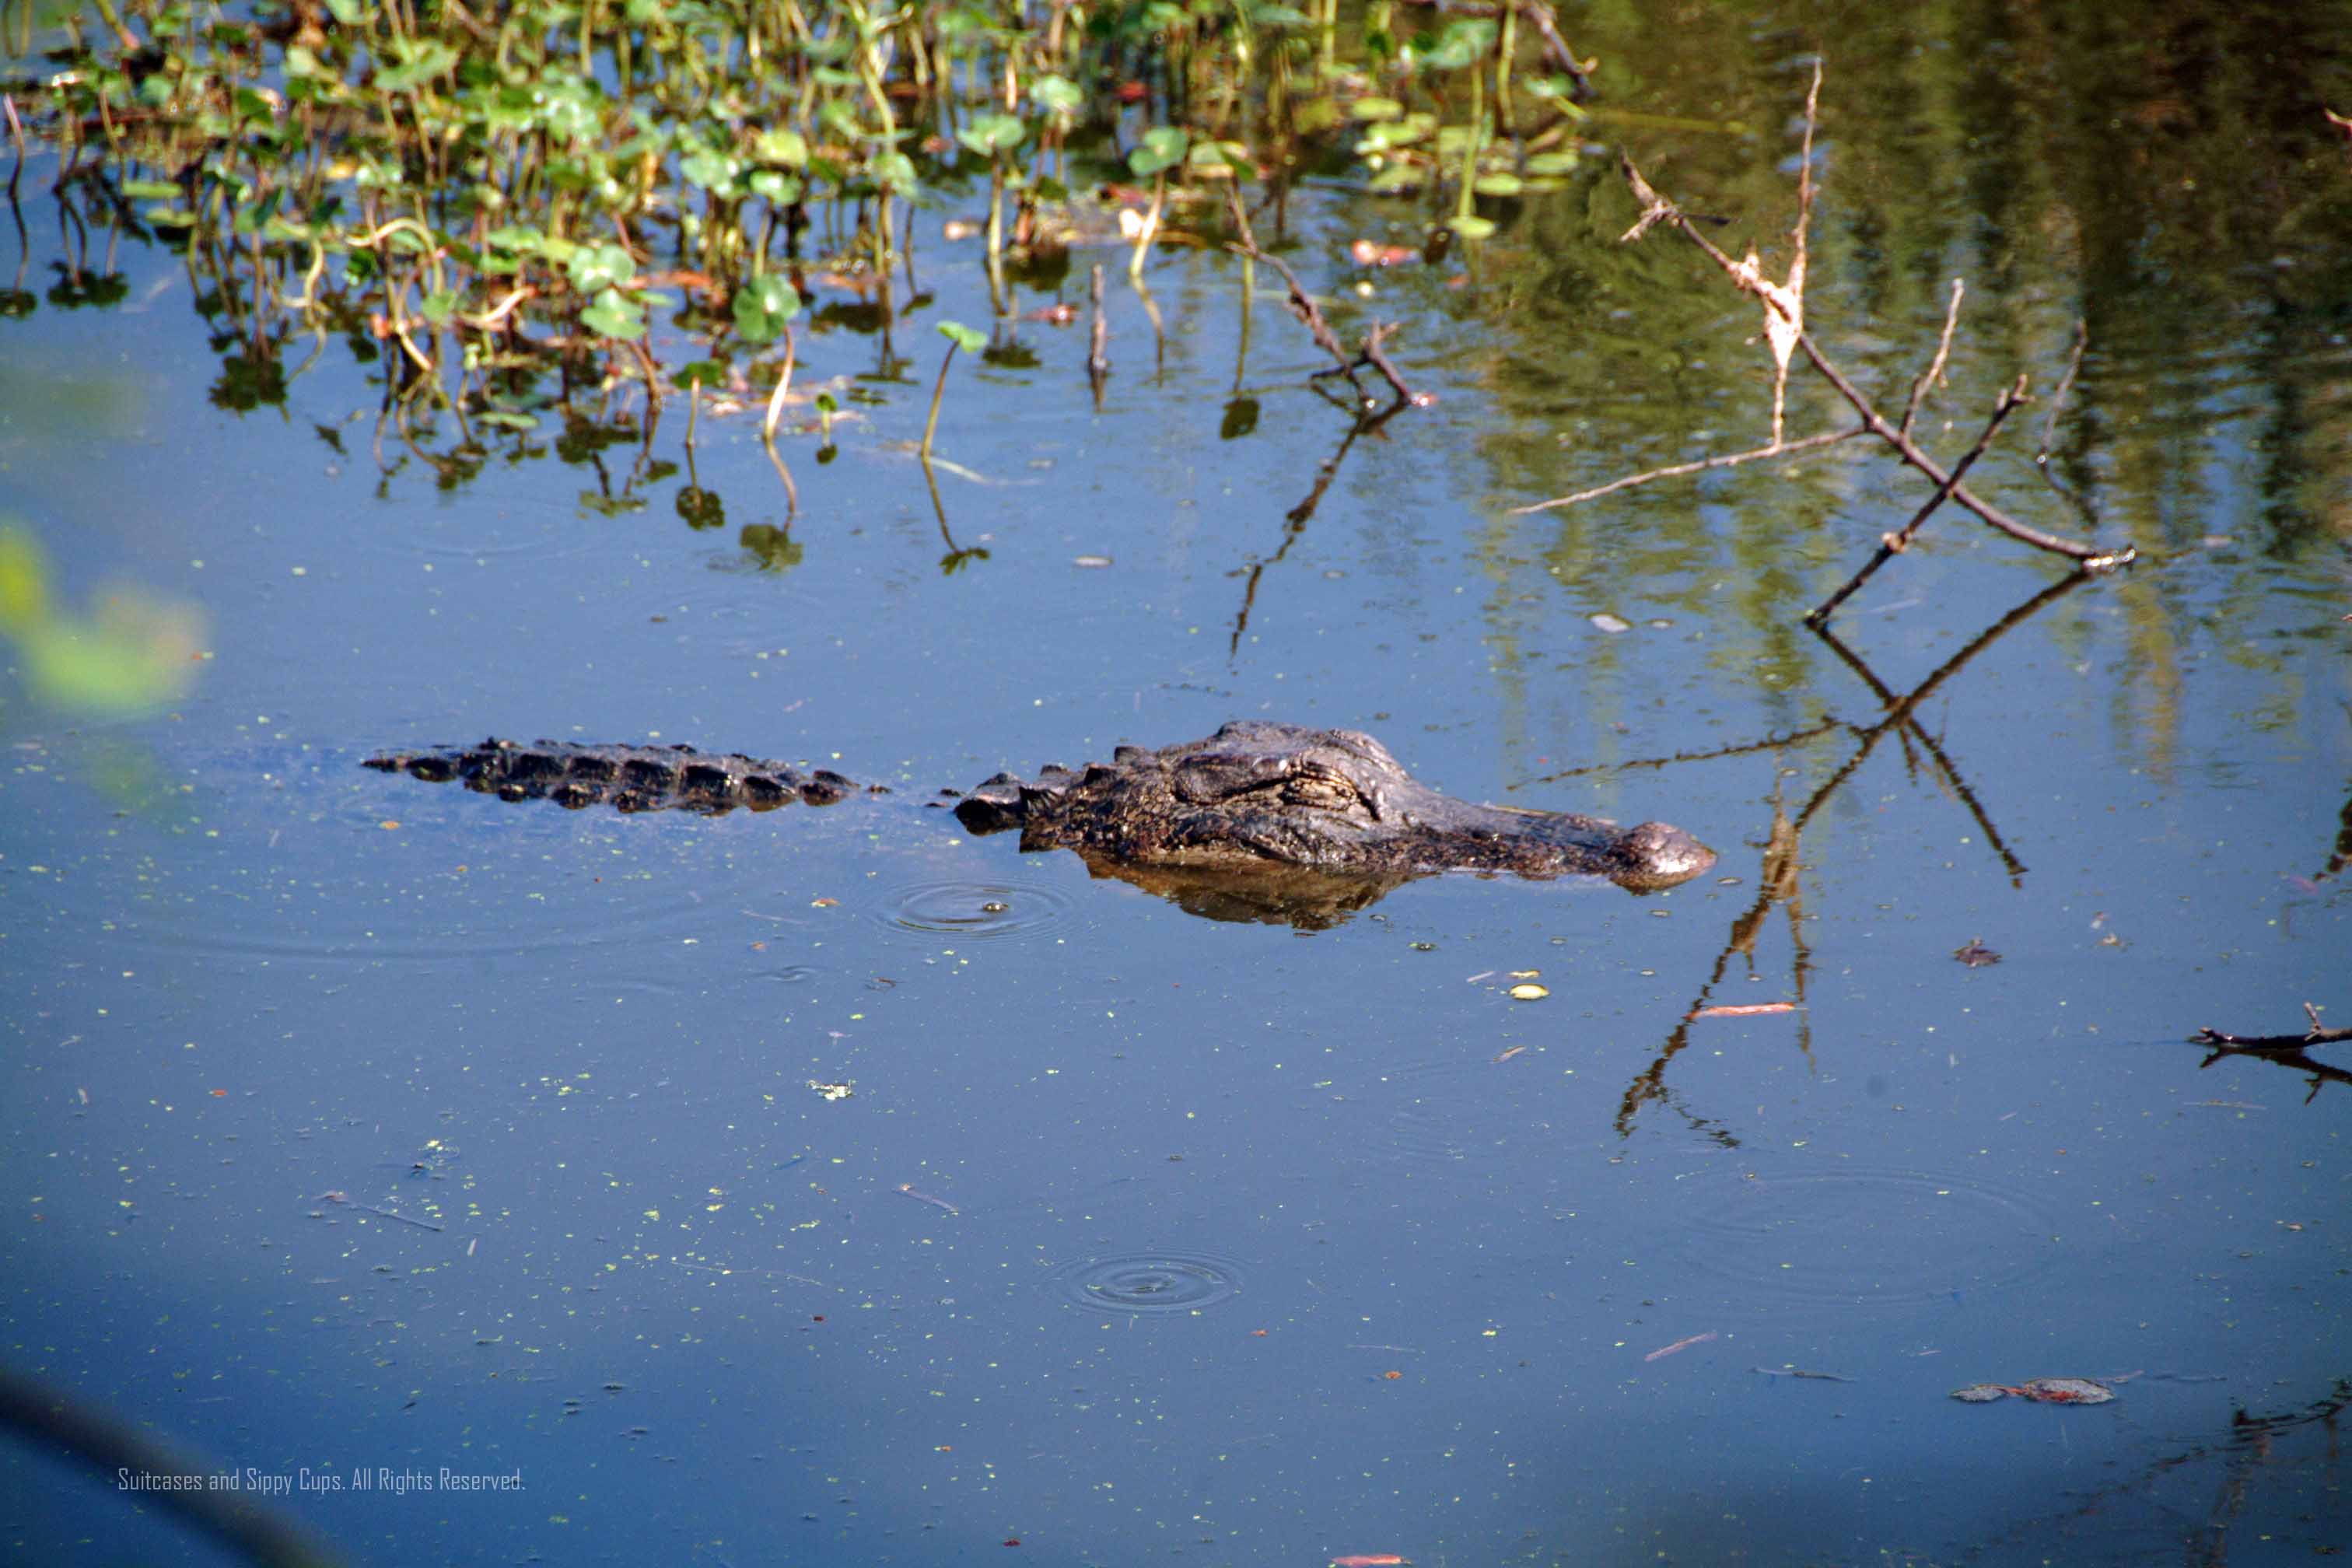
[[2, 1, 2349, 1564]]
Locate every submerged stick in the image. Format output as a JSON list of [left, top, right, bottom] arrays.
[[2196, 1003, 2348, 1050]]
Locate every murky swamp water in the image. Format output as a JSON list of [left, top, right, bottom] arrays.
[[3, 4, 2349, 1564]]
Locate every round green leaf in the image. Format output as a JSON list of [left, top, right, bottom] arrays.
[[1128, 125, 1188, 178], [733, 275, 803, 345], [936, 320, 988, 354], [567, 242, 637, 292], [580, 287, 646, 340]]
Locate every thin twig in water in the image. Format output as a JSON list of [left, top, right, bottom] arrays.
[[318, 1192, 445, 1232], [1232, 240, 1358, 385], [1902, 278, 1965, 437], [2196, 1003, 2348, 1050], [898, 1182, 959, 1215], [1808, 374, 2032, 625], [1752, 1366, 1853, 1382], [2032, 319, 2100, 528], [1510, 425, 1863, 515], [1514, 716, 1847, 783]]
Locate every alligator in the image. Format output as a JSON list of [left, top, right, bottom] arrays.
[[364, 721, 1715, 924]]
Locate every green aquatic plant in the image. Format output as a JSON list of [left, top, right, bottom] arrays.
[[922, 318, 987, 459], [2, 0, 1600, 513]]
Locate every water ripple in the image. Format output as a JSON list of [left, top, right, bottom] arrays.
[[1046, 1250, 1246, 1315], [872, 877, 1076, 943]]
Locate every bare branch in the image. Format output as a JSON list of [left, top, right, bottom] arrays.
[[1902, 278, 1963, 436], [1809, 374, 2032, 624], [1619, 152, 2126, 568], [1511, 425, 1864, 515]]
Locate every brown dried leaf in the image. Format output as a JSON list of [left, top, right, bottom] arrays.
[[2014, 1377, 2114, 1405]]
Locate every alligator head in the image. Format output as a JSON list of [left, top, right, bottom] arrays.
[[953, 720, 1715, 894]]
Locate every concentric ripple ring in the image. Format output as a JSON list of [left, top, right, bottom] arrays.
[[873, 877, 1076, 943], [1048, 1251, 1245, 1315]]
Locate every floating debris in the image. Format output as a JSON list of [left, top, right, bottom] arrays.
[[1752, 1366, 1852, 1382], [1953, 937, 2002, 967], [1348, 240, 1419, 268], [898, 1183, 958, 1216], [1589, 613, 1631, 635], [1951, 1377, 2114, 1405], [1691, 1001, 1797, 1019], [807, 1080, 855, 1101], [1508, 983, 1549, 1002], [1643, 1332, 1717, 1362], [1493, 1045, 1528, 1063]]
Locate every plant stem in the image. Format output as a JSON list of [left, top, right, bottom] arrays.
[[921, 341, 961, 458]]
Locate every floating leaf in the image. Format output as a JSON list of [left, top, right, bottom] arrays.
[[2015, 1377, 2114, 1405], [936, 320, 987, 355], [1951, 1377, 2115, 1405], [1508, 983, 1549, 1001], [1446, 215, 1496, 240]]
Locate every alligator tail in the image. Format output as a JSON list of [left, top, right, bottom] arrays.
[[363, 738, 871, 814]]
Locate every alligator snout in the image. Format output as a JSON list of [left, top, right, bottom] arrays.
[[1610, 821, 1717, 890]]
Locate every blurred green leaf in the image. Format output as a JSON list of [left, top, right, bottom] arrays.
[[733, 274, 803, 345], [957, 113, 1027, 159], [581, 287, 646, 339], [0, 527, 48, 632], [567, 242, 638, 292], [1129, 125, 1188, 177]]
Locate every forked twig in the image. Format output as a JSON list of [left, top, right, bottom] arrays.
[[1526, 67, 2136, 613], [1227, 233, 1425, 408], [1808, 374, 2032, 625]]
